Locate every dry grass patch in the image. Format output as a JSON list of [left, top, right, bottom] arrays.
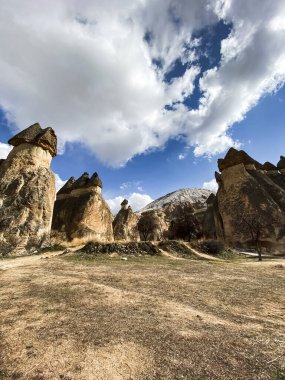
[[0, 254, 284, 379]]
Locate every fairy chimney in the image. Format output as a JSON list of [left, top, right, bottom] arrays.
[[51, 171, 113, 244], [0, 123, 57, 255]]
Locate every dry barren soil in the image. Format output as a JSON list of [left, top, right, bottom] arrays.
[[0, 252, 285, 380]]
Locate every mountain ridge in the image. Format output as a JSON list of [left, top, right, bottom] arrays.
[[138, 188, 213, 213]]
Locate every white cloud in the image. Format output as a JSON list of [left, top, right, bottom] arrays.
[[0, 1, 284, 166], [0, 142, 12, 159], [178, 154, 185, 160], [106, 196, 124, 215], [54, 173, 67, 192], [120, 181, 143, 192], [128, 192, 153, 212], [202, 179, 218, 193], [106, 192, 153, 214]]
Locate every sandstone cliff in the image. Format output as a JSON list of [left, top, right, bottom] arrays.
[[113, 199, 139, 241], [0, 123, 57, 256], [204, 148, 285, 254], [51, 172, 113, 244]]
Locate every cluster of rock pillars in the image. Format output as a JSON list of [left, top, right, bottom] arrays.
[[1, 123, 285, 256]]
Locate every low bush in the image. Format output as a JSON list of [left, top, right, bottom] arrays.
[[198, 239, 225, 255]]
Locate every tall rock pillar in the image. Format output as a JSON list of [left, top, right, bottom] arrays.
[[0, 123, 57, 255], [51, 172, 114, 244]]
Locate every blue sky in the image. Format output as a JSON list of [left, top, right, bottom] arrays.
[[0, 1, 285, 213]]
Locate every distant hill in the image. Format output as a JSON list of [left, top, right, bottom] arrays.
[[139, 188, 213, 213]]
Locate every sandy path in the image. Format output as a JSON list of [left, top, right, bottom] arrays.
[[0, 250, 66, 271], [159, 248, 186, 260], [182, 242, 222, 261]]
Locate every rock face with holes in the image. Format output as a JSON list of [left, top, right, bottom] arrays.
[[113, 199, 140, 241], [204, 148, 285, 254], [0, 123, 57, 256], [51, 172, 113, 244]]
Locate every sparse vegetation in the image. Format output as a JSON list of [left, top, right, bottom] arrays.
[[137, 213, 161, 240], [79, 241, 161, 256], [197, 239, 225, 255], [236, 205, 280, 261], [0, 253, 284, 379], [273, 367, 285, 380], [38, 245, 66, 253]]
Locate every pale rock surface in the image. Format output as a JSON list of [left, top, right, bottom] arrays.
[[113, 199, 139, 241], [205, 148, 285, 254], [51, 172, 113, 244], [0, 123, 57, 256]]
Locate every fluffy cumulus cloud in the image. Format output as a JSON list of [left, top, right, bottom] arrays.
[[106, 193, 153, 214], [0, 0, 284, 166], [202, 179, 218, 193]]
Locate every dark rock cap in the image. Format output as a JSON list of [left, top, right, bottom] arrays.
[[121, 199, 128, 206], [262, 162, 277, 171], [88, 172, 103, 189], [8, 122, 57, 157], [277, 156, 285, 170], [60, 172, 103, 192], [206, 193, 216, 204], [57, 177, 76, 195], [72, 172, 90, 189], [218, 148, 262, 172]]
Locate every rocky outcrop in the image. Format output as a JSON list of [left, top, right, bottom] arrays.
[[138, 201, 201, 241], [51, 172, 113, 244], [137, 210, 167, 241], [8, 122, 57, 157], [0, 123, 57, 256], [277, 156, 285, 174], [80, 241, 160, 256], [138, 188, 210, 241], [202, 194, 217, 239], [217, 147, 262, 172], [113, 199, 139, 241], [206, 148, 285, 254]]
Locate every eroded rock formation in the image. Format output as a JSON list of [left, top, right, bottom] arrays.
[[204, 148, 285, 253], [138, 202, 200, 241], [113, 199, 139, 241], [0, 123, 57, 255], [202, 193, 217, 239], [51, 172, 113, 244]]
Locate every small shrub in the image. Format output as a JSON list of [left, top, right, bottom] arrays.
[[38, 245, 66, 253], [198, 239, 224, 255], [273, 367, 285, 380]]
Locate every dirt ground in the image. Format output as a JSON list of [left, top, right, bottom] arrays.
[[0, 252, 285, 380]]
